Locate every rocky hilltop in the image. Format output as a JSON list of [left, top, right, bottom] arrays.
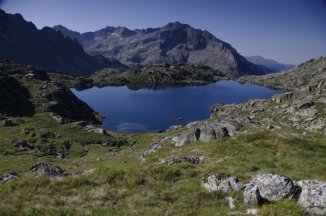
[[53, 23, 265, 77], [239, 57, 326, 90], [0, 61, 99, 123], [0, 10, 127, 75]]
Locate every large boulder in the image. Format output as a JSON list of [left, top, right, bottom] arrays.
[[244, 181, 265, 205], [171, 120, 242, 146], [244, 173, 296, 205], [30, 162, 64, 177], [297, 180, 326, 215], [255, 173, 295, 202]]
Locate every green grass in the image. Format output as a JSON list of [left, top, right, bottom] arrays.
[[0, 114, 325, 215]]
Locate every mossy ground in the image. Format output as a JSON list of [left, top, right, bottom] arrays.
[[0, 113, 325, 215]]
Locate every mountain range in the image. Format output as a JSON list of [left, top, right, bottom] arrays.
[[53, 23, 265, 77], [245, 56, 295, 73], [0, 9, 126, 75]]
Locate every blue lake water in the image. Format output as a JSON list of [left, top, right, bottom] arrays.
[[72, 80, 280, 133]]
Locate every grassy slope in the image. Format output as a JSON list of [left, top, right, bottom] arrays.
[[0, 114, 325, 215]]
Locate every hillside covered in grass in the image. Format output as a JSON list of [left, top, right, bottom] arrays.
[[0, 58, 325, 215]]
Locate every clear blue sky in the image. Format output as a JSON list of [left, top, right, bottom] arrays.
[[1, 0, 325, 65]]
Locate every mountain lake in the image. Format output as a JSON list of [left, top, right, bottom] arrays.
[[72, 80, 281, 133]]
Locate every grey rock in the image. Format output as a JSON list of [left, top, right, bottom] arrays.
[[217, 179, 233, 193], [244, 181, 265, 205], [201, 174, 245, 193], [10, 138, 30, 151], [182, 156, 200, 164], [201, 174, 222, 192], [30, 162, 64, 177], [85, 125, 105, 134], [255, 173, 295, 202], [229, 176, 245, 191], [158, 157, 182, 165], [297, 180, 326, 213], [0, 172, 20, 185], [1, 117, 23, 127], [39, 130, 57, 139]]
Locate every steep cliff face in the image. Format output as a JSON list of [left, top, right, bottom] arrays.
[[0, 10, 126, 75], [54, 22, 264, 77]]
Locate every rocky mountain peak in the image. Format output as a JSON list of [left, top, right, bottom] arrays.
[[53, 22, 264, 77]]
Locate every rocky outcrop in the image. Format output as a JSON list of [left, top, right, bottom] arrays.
[[0, 61, 100, 123], [245, 174, 296, 204], [30, 162, 65, 177], [170, 120, 242, 146], [297, 180, 326, 215], [202, 173, 326, 215], [0, 172, 20, 185], [158, 156, 200, 165], [200, 174, 245, 193], [238, 57, 326, 91], [53, 22, 264, 77], [10, 138, 31, 151]]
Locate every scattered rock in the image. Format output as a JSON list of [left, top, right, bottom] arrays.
[[201, 174, 245, 193], [158, 157, 182, 165], [10, 138, 30, 151], [226, 196, 236, 209], [297, 180, 326, 215], [40, 129, 57, 139], [85, 125, 106, 134], [201, 174, 222, 192], [244, 181, 265, 205], [1, 117, 23, 127], [30, 162, 64, 177], [182, 156, 200, 164], [0, 172, 20, 185]]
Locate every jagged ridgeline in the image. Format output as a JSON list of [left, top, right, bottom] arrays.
[[0, 9, 127, 75], [53, 22, 265, 77]]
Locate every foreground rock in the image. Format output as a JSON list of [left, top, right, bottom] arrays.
[[0, 172, 20, 185], [201, 174, 245, 193], [30, 162, 65, 177], [297, 180, 326, 215], [202, 173, 326, 215], [244, 173, 296, 205]]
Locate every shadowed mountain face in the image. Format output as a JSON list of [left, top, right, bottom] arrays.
[[0, 10, 127, 75], [246, 56, 295, 73], [53, 23, 264, 77]]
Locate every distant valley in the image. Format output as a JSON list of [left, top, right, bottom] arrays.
[[246, 55, 295, 73]]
